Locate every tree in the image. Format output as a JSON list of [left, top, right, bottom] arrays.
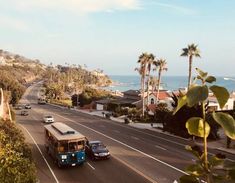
[[78, 87, 110, 107], [149, 76, 158, 93], [180, 44, 201, 89], [154, 59, 168, 102], [136, 53, 155, 117], [145, 54, 155, 107], [71, 94, 79, 107], [174, 68, 235, 183], [0, 120, 37, 183], [0, 71, 25, 105]]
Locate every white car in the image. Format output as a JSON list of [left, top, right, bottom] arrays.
[[43, 115, 54, 123]]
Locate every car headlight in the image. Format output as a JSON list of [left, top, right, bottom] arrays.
[[107, 152, 110, 155], [94, 153, 99, 156], [61, 155, 67, 159]]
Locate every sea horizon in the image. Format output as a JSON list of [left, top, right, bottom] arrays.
[[105, 75, 235, 92]]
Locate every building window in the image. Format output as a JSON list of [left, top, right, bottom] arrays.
[[151, 98, 154, 104]]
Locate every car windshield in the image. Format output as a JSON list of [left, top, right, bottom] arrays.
[[45, 115, 52, 118], [91, 143, 105, 149]]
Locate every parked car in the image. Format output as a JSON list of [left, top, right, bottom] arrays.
[[43, 115, 54, 123], [85, 140, 110, 160], [25, 104, 31, 109], [38, 98, 46, 105], [21, 110, 29, 116], [14, 105, 23, 110]]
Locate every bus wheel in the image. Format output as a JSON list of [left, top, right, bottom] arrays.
[[56, 160, 62, 168], [45, 146, 49, 154]]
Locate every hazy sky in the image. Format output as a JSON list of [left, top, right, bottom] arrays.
[[0, 0, 234, 76]]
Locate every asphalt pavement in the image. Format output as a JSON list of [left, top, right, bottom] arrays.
[[16, 83, 235, 183]]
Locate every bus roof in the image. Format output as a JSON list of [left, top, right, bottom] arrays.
[[44, 122, 86, 141]]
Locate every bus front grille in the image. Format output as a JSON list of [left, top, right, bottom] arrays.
[[70, 154, 77, 163]]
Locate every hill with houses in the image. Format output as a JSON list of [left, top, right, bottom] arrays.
[[0, 49, 45, 83]]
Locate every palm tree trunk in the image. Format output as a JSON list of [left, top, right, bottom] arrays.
[[146, 74, 150, 106], [156, 69, 162, 102], [188, 56, 193, 89], [142, 75, 145, 117], [151, 79, 154, 93]]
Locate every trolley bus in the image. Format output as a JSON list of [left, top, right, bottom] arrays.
[[44, 122, 86, 167]]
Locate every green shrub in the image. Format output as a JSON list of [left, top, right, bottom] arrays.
[[0, 120, 37, 183]]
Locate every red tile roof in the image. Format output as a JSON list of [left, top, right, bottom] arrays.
[[147, 104, 156, 113], [151, 91, 171, 100]]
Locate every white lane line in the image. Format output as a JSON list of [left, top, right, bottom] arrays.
[[87, 162, 95, 170], [113, 155, 157, 183], [19, 125, 59, 183], [155, 145, 167, 151], [214, 148, 234, 162], [32, 116, 39, 121], [131, 136, 139, 140], [115, 123, 186, 147], [55, 114, 188, 175], [49, 103, 187, 147], [63, 113, 70, 115]]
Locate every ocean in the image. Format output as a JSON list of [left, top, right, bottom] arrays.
[[104, 75, 235, 92]]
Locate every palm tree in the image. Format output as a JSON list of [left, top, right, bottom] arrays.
[[181, 44, 201, 89], [154, 59, 168, 102], [145, 53, 155, 106], [149, 76, 158, 93], [136, 53, 149, 116]]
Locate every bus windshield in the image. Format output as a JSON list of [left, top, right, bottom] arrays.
[[58, 140, 84, 152]]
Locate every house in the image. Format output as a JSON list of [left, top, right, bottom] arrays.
[[230, 91, 235, 110], [172, 90, 234, 112], [0, 56, 6, 65], [208, 96, 234, 111], [96, 99, 111, 111], [91, 70, 105, 77], [95, 90, 141, 111], [122, 90, 141, 101], [145, 90, 173, 112]]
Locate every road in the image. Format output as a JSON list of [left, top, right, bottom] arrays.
[[16, 83, 235, 183]]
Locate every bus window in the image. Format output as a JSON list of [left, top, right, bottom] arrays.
[[58, 141, 68, 152], [45, 129, 50, 138], [77, 141, 84, 150], [69, 142, 77, 152]]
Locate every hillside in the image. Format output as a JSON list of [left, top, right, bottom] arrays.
[[0, 49, 45, 83], [0, 49, 112, 104]]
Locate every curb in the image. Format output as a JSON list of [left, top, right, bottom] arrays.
[[49, 103, 192, 142], [215, 147, 235, 156], [145, 127, 191, 141]]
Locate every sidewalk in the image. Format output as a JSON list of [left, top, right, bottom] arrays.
[[59, 106, 235, 155]]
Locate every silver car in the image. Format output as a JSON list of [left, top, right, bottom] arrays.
[[43, 115, 54, 123]]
